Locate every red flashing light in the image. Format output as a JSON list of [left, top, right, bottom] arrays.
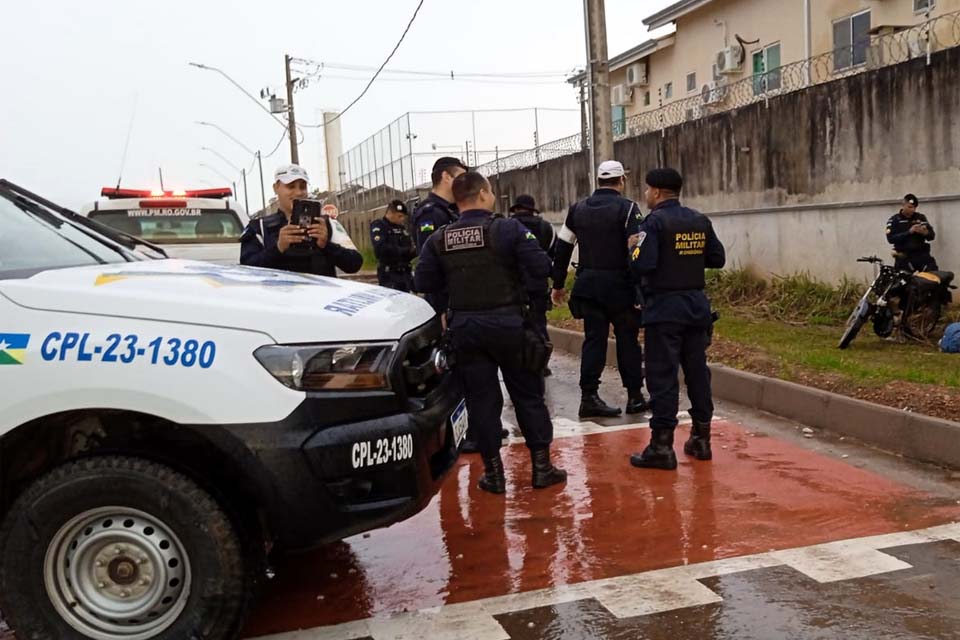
[[101, 187, 233, 199]]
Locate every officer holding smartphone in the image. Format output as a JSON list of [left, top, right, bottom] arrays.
[[240, 164, 363, 277]]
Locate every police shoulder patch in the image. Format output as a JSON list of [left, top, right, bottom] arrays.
[[525, 231, 537, 241], [420, 222, 435, 233]]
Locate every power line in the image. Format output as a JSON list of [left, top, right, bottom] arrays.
[[292, 59, 575, 79], [306, 73, 569, 86], [298, 0, 425, 129]]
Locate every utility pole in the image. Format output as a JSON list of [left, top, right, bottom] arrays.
[[284, 54, 300, 164], [583, 0, 613, 174], [241, 168, 249, 214], [579, 80, 589, 150], [256, 150, 267, 212]]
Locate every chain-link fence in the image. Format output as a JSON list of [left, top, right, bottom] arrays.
[[473, 9, 960, 178], [337, 108, 579, 205]]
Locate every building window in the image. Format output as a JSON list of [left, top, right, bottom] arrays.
[[664, 82, 673, 99], [833, 10, 871, 71], [612, 105, 626, 137], [644, 90, 651, 106], [914, 0, 934, 12], [752, 43, 782, 95], [686, 72, 697, 93]]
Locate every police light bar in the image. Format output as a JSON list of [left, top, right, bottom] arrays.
[[101, 187, 233, 199]]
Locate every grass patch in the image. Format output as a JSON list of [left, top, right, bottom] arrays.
[[359, 247, 377, 271], [716, 308, 960, 388]]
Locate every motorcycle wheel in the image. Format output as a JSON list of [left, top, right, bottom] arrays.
[[839, 306, 869, 349], [903, 298, 943, 341]]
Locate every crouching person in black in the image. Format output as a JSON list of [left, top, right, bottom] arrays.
[[415, 171, 566, 494]]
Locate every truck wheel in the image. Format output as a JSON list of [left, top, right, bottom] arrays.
[[0, 456, 250, 639]]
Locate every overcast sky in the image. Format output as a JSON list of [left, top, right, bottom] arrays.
[[0, 0, 673, 208]]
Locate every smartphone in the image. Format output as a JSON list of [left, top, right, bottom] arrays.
[[292, 199, 325, 228], [287, 199, 331, 256]]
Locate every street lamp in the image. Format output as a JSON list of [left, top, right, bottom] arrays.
[[195, 121, 266, 212], [199, 163, 238, 203], [188, 62, 287, 130], [200, 147, 242, 173]]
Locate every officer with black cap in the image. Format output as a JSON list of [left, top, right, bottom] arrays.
[[552, 160, 648, 418], [886, 194, 939, 272], [240, 164, 363, 277], [415, 171, 566, 494], [628, 168, 726, 471], [370, 199, 416, 292], [413, 157, 468, 312], [510, 195, 555, 370]]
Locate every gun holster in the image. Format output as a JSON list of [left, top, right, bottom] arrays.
[[521, 326, 553, 372]]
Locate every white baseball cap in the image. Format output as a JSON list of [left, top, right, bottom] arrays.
[[597, 160, 625, 179], [274, 164, 310, 185]]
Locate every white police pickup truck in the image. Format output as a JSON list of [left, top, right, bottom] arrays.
[[0, 180, 467, 639], [79, 186, 250, 264]]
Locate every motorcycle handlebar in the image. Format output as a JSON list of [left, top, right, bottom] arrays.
[[856, 256, 881, 263]]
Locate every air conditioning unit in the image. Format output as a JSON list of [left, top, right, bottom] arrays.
[[715, 45, 744, 74], [701, 81, 724, 105], [612, 84, 633, 106], [626, 62, 648, 87]]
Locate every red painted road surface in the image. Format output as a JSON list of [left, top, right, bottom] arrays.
[[243, 419, 960, 637]]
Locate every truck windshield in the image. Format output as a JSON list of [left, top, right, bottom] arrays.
[[0, 193, 129, 279], [90, 209, 244, 244]]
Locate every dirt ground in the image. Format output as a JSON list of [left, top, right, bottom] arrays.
[[553, 319, 960, 424]]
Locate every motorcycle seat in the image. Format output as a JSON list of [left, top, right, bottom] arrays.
[[936, 271, 955, 286]]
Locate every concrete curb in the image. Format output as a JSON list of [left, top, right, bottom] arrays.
[[548, 326, 960, 469]]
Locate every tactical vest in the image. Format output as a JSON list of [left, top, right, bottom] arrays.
[[645, 212, 711, 291], [432, 218, 527, 311], [572, 198, 633, 271]]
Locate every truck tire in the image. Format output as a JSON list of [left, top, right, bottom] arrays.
[[0, 456, 250, 640]]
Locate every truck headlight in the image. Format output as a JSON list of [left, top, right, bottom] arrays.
[[254, 342, 397, 391]]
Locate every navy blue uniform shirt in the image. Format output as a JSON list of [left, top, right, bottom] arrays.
[[413, 192, 458, 254], [370, 215, 416, 267], [630, 199, 725, 326], [414, 210, 551, 299], [239, 212, 363, 277]]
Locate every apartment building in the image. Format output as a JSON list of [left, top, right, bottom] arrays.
[[570, 0, 960, 134]]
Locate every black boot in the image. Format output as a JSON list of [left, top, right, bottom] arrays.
[[625, 391, 650, 415], [579, 391, 622, 418], [630, 429, 678, 470], [684, 420, 712, 460], [531, 448, 567, 489], [478, 454, 506, 494]]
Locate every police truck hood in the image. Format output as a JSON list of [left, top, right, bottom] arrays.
[[1, 260, 434, 344]]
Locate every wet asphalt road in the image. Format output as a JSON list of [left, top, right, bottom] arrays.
[[3, 352, 958, 639], [243, 351, 960, 639]]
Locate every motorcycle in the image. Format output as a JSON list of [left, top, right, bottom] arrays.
[[838, 256, 955, 350]]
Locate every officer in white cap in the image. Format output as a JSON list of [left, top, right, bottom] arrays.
[[240, 164, 362, 277], [551, 160, 649, 419]]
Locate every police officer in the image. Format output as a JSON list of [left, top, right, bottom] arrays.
[[628, 168, 726, 471], [886, 194, 938, 272], [240, 164, 363, 277], [415, 171, 566, 494], [371, 199, 416, 291], [413, 157, 468, 313], [510, 194, 555, 373], [552, 160, 648, 418]]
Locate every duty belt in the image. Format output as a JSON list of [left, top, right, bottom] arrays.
[[380, 264, 411, 273]]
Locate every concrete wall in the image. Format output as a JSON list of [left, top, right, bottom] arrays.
[[490, 46, 960, 282]]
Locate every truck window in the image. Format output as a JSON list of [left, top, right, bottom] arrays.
[[90, 209, 243, 244], [0, 197, 126, 278]]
